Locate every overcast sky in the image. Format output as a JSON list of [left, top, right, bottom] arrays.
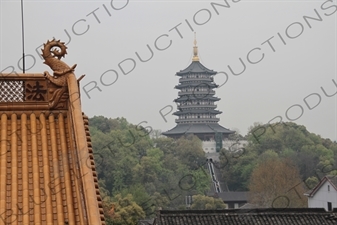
[[0, 0, 336, 141]]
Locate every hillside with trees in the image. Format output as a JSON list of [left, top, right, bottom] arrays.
[[220, 122, 337, 207], [89, 116, 337, 223], [89, 116, 223, 224]]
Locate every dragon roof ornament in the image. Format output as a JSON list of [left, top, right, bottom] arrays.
[[0, 39, 83, 110]]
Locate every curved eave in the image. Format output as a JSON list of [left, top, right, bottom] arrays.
[[162, 123, 235, 136], [176, 61, 217, 76], [175, 83, 218, 89]]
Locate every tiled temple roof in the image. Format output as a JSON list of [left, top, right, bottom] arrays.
[[155, 209, 337, 225], [0, 39, 104, 225]]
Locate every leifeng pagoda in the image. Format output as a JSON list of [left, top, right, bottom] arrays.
[[0, 39, 105, 225], [162, 36, 234, 152]]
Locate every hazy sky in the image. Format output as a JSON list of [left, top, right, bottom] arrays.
[[0, 0, 336, 140]]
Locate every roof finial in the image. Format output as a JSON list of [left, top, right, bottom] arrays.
[[192, 32, 199, 61]]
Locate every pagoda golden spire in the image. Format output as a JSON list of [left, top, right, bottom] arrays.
[[192, 32, 199, 61]]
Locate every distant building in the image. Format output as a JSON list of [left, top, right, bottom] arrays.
[[305, 175, 337, 211], [162, 35, 234, 153], [217, 192, 249, 209]]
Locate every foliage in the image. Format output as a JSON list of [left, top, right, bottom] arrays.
[[248, 157, 307, 208], [221, 122, 337, 191], [104, 194, 145, 225], [89, 116, 212, 221], [190, 195, 227, 210], [91, 116, 337, 220]]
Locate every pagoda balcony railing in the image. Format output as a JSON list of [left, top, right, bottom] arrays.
[[177, 105, 217, 110], [175, 118, 220, 123], [178, 90, 215, 96], [179, 77, 213, 82]]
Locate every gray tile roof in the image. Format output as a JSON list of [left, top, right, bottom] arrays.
[[217, 192, 249, 202], [176, 61, 217, 76], [155, 209, 337, 225], [162, 123, 234, 136]]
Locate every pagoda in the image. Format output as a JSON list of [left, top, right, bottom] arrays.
[[162, 35, 234, 152]]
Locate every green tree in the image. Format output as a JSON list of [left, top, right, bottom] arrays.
[[106, 194, 145, 225], [175, 135, 206, 170], [190, 195, 227, 210], [224, 122, 337, 191]]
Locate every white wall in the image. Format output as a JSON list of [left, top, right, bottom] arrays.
[[202, 140, 216, 153], [308, 181, 337, 211], [202, 140, 248, 153]]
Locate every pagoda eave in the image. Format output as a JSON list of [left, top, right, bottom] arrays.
[[175, 83, 218, 89], [176, 61, 217, 76], [174, 96, 221, 102], [162, 123, 235, 137]]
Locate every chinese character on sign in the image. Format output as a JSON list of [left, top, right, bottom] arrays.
[[26, 81, 47, 101]]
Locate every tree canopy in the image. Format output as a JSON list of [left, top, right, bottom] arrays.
[[190, 194, 227, 210], [90, 116, 337, 222], [89, 116, 212, 224], [221, 122, 337, 192], [248, 157, 307, 208]]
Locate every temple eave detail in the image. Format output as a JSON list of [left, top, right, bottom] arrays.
[[0, 39, 105, 225]]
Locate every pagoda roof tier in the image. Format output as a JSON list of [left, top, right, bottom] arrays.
[[179, 77, 213, 83], [173, 109, 221, 115], [176, 61, 217, 76], [174, 96, 220, 102], [175, 83, 218, 89], [162, 123, 234, 136]]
